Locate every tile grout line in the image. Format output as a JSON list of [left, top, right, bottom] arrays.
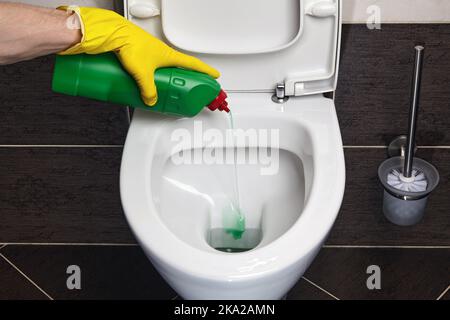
[[0, 243, 139, 246], [301, 276, 340, 300], [416, 146, 450, 149], [323, 245, 450, 249], [436, 285, 450, 300], [0, 145, 124, 148], [343, 146, 450, 149], [0, 253, 54, 300], [342, 21, 450, 25], [0, 145, 448, 149]]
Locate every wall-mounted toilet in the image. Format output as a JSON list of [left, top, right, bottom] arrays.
[[120, 0, 345, 300]]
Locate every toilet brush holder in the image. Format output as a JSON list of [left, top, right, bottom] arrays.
[[378, 45, 439, 226], [378, 156, 439, 226]]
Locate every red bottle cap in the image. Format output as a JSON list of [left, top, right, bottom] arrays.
[[208, 90, 230, 113]]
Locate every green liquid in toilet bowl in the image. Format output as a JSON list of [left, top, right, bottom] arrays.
[[223, 203, 245, 240]]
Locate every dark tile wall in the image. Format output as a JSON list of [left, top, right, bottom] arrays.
[[0, 148, 134, 243], [0, 55, 129, 145], [337, 24, 450, 146], [0, 24, 449, 300]]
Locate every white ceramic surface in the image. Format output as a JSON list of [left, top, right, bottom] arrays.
[[120, 93, 346, 299], [127, 0, 341, 96]]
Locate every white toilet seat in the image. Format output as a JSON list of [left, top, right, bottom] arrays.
[[120, 93, 345, 285]]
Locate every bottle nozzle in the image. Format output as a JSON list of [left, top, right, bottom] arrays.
[[208, 90, 229, 113]]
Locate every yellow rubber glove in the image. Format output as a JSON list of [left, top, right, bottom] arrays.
[[58, 6, 220, 106]]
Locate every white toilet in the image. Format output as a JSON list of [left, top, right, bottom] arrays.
[[121, 0, 345, 299]]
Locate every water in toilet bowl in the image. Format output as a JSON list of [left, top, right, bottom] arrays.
[[208, 227, 262, 253]]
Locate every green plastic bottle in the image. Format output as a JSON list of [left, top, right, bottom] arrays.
[[52, 52, 229, 117]]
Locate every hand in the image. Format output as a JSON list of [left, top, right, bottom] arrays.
[[58, 6, 220, 106]]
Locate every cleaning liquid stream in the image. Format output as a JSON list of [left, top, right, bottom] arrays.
[[208, 111, 264, 253], [225, 111, 245, 240]]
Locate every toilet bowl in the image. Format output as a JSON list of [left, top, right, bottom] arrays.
[[121, 0, 345, 299], [121, 93, 345, 299]]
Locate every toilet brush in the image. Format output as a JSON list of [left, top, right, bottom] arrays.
[[386, 45, 427, 193], [378, 46, 439, 226]]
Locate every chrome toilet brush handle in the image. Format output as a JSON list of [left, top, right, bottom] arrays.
[[404, 45, 425, 178], [378, 44, 439, 226]]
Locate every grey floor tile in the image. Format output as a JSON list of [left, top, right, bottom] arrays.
[[0, 148, 135, 243], [0, 55, 129, 145], [327, 148, 450, 246], [304, 248, 450, 300], [1, 245, 176, 300]]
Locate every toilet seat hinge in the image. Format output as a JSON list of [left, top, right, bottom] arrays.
[[272, 83, 290, 104]]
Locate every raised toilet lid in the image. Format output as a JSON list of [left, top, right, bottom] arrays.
[[126, 0, 342, 97]]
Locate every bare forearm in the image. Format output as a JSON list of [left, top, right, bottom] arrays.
[[0, 2, 81, 64]]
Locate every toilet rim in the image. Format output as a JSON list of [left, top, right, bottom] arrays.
[[120, 113, 345, 281]]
